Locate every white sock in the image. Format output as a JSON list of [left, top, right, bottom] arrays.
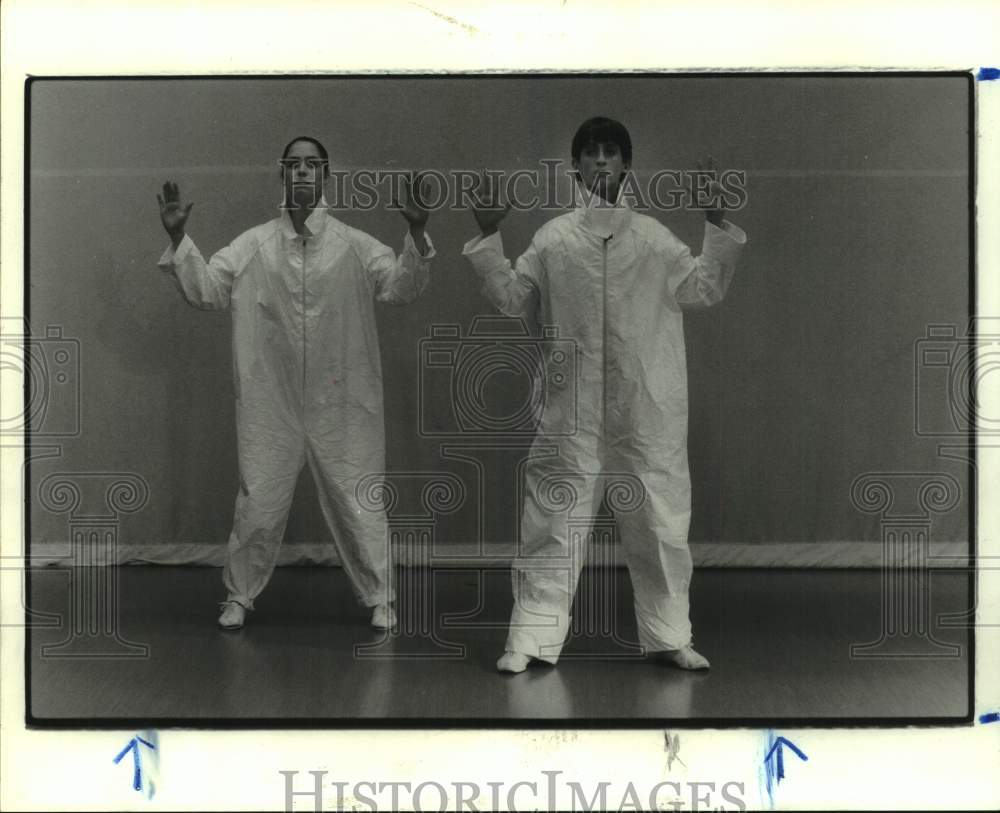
[[496, 651, 532, 673], [653, 645, 710, 671]]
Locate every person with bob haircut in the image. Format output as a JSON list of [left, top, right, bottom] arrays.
[[465, 116, 747, 673]]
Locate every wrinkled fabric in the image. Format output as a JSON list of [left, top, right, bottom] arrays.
[[463, 194, 745, 660], [159, 202, 434, 609]]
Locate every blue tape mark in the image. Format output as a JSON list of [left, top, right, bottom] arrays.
[[979, 711, 1000, 724], [112, 740, 134, 764], [764, 733, 809, 786], [977, 67, 1000, 81], [133, 746, 143, 791], [113, 735, 158, 794], [760, 730, 777, 810]]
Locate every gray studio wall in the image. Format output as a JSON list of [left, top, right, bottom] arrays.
[[27, 76, 970, 564]]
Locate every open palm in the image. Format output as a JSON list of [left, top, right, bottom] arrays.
[[471, 171, 510, 235], [687, 156, 726, 227], [396, 173, 431, 229], [157, 181, 194, 237]]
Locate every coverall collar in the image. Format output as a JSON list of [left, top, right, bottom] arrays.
[[573, 182, 631, 240], [279, 195, 330, 240]]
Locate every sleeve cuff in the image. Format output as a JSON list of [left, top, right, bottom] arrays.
[[702, 219, 747, 262], [462, 230, 504, 256], [706, 218, 747, 244], [404, 230, 436, 260], [158, 234, 193, 269]]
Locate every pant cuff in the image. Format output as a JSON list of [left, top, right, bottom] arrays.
[[359, 588, 394, 608], [637, 631, 692, 652], [226, 594, 255, 612], [506, 629, 562, 665]]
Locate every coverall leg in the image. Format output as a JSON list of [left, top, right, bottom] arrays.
[[305, 436, 393, 608], [222, 405, 306, 611], [609, 448, 694, 653], [506, 443, 604, 663]]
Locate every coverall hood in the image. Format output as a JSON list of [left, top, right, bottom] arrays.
[[278, 195, 331, 240], [573, 181, 630, 240]]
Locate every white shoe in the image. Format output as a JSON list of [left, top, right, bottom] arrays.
[[371, 604, 397, 630], [218, 601, 246, 630], [496, 651, 532, 673], [655, 645, 710, 671]]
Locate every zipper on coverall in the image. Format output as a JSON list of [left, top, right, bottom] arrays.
[[302, 237, 308, 415], [601, 234, 611, 447]]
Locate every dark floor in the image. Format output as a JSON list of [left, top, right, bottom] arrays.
[[26, 566, 971, 723]]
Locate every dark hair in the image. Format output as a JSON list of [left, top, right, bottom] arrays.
[[280, 136, 329, 174], [571, 117, 632, 165]]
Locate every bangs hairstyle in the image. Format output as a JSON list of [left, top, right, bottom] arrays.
[[280, 135, 330, 174], [571, 117, 633, 165]]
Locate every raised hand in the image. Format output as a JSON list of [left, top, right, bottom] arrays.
[[687, 155, 726, 228], [157, 181, 194, 245], [471, 171, 511, 237], [395, 172, 431, 231]]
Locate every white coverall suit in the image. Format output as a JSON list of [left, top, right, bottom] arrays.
[[463, 198, 745, 660], [159, 202, 434, 610]]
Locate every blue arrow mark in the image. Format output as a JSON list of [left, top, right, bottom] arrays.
[[113, 736, 156, 792], [979, 711, 1000, 724], [764, 734, 808, 784]]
